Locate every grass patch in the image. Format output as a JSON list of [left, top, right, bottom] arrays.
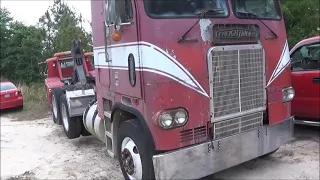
[[1, 83, 51, 121]]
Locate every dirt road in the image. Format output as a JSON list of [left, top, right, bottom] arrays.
[[1, 116, 319, 180]]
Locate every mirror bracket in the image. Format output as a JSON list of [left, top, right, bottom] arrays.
[[105, 21, 134, 28]]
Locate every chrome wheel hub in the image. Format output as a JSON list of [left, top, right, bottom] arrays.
[[121, 137, 142, 180], [121, 148, 134, 175]]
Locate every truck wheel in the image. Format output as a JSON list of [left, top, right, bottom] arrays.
[[51, 88, 64, 125], [117, 119, 155, 180], [60, 95, 81, 139]]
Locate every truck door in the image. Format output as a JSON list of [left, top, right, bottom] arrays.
[[104, 0, 142, 98], [291, 41, 320, 119]]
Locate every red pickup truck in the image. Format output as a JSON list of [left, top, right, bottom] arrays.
[[290, 36, 320, 126]]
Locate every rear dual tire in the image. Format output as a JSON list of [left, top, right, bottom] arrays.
[[51, 88, 64, 125], [60, 94, 91, 139]]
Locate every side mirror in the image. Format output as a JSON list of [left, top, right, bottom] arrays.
[[114, 16, 122, 31]]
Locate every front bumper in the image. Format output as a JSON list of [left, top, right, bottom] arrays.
[[152, 116, 294, 180]]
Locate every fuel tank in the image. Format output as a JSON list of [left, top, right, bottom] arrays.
[[83, 102, 106, 143]]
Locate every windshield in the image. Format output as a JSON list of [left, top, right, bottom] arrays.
[[232, 0, 281, 20], [144, 0, 229, 18], [0, 83, 16, 91], [291, 42, 320, 71], [59, 58, 74, 69]]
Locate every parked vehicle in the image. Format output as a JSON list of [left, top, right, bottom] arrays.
[[0, 81, 23, 110], [38, 50, 95, 125], [290, 36, 320, 126], [40, 0, 295, 179]]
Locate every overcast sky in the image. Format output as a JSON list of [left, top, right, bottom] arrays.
[[1, 0, 92, 32]]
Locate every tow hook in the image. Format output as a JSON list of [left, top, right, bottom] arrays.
[[208, 141, 214, 153]]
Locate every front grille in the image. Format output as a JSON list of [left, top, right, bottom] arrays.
[[213, 112, 263, 140], [180, 126, 207, 143], [209, 44, 266, 122]]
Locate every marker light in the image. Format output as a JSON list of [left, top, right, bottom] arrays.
[[282, 87, 295, 102]]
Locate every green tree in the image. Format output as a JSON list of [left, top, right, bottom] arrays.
[[38, 0, 92, 55], [281, 0, 320, 48], [1, 0, 92, 84], [1, 21, 45, 84], [0, 8, 13, 62]]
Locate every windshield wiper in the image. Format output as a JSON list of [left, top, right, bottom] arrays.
[[237, 11, 258, 18], [177, 9, 224, 43], [237, 11, 279, 39], [195, 9, 225, 17]]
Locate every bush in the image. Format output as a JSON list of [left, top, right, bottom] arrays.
[[18, 83, 47, 105]]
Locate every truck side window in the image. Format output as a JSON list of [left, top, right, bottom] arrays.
[[105, 0, 133, 24], [291, 42, 320, 71]]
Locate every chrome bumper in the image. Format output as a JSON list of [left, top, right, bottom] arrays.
[[152, 116, 294, 180]]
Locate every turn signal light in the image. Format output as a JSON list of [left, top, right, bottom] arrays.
[[111, 31, 122, 42]]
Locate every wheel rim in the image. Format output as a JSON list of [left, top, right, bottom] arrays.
[[52, 95, 58, 118], [61, 104, 69, 131], [121, 137, 142, 180]]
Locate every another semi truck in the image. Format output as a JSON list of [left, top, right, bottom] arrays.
[[40, 0, 295, 179]]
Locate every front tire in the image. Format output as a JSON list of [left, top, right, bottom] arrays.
[[60, 94, 81, 139], [117, 119, 155, 180], [51, 88, 64, 125]]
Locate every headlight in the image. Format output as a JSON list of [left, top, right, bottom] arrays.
[[159, 113, 174, 129], [157, 108, 189, 129], [174, 110, 188, 125], [282, 87, 295, 102]]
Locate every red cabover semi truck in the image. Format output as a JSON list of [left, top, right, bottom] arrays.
[[45, 0, 296, 179]]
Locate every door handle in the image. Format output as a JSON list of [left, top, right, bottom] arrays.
[[312, 77, 320, 84], [105, 52, 112, 62]]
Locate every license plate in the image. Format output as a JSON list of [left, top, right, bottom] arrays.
[[4, 94, 10, 98]]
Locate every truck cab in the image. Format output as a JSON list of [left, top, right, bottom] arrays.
[[55, 0, 296, 179]]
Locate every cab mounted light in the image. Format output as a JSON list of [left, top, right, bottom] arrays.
[[111, 31, 122, 42]]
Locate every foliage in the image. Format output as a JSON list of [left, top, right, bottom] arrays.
[[0, 9, 44, 84], [38, 0, 92, 54], [0, 0, 92, 84], [281, 0, 320, 48], [1, 0, 319, 84]]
